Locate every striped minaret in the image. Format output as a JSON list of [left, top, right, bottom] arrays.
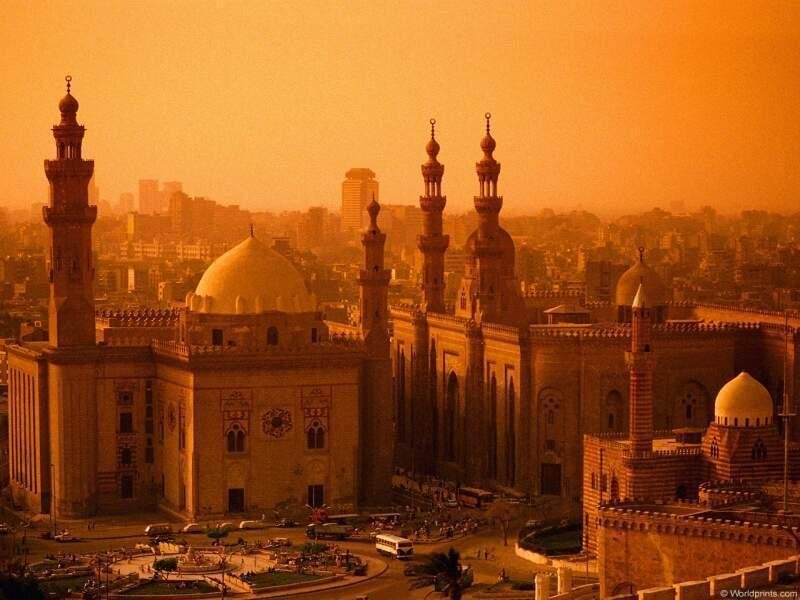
[[626, 283, 655, 455]]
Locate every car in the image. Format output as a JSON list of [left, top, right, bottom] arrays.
[[144, 523, 173, 536], [238, 520, 265, 530], [271, 537, 292, 547], [525, 519, 542, 530], [181, 523, 205, 534], [277, 518, 299, 528], [54, 530, 78, 542], [444, 499, 459, 508], [217, 522, 236, 532]]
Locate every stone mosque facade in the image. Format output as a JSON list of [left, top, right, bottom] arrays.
[[391, 116, 799, 506], [7, 83, 393, 519]]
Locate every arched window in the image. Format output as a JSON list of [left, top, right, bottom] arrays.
[[459, 292, 467, 310], [610, 475, 619, 500], [267, 327, 279, 346], [120, 447, 132, 466], [605, 390, 623, 433], [710, 438, 719, 459], [307, 420, 326, 449], [397, 350, 406, 442], [506, 378, 516, 485], [488, 375, 498, 479], [445, 372, 458, 461], [752, 439, 767, 461], [227, 424, 246, 453]]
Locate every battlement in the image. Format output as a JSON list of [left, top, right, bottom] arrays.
[[151, 333, 364, 358], [528, 321, 756, 339], [598, 502, 797, 547], [95, 308, 181, 328], [524, 289, 585, 299]]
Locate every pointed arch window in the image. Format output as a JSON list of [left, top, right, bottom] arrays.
[[752, 439, 767, 461], [307, 420, 326, 449], [226, 424, 246, 453], [267, 326, 279, 346]]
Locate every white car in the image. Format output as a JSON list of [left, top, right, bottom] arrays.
[[181, 523, 205, 534], [55, 530, 78, 542], [239, 520, 265, 530], [217, 522, 236, 532]]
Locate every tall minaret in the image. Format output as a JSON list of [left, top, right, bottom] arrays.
[[358, 196, 390, 337], [44, 76, 97, 347], [418, 119, 449, 313], [626, 283, 655, 455], [455, 113, 524, 324], [357, 195, 393, 504]]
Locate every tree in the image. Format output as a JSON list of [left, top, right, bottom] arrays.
[[0, 573, 45, 600], [487, 500, 521, 546], [409, 548, 465, 600]]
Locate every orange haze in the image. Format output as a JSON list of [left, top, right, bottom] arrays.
[[1, 1, 798, 215]]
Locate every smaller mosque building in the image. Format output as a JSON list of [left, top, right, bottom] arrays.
[[6, 81, 393, 520]]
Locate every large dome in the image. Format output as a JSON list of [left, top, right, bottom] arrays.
[[714, 372, 774, 427], [191, 235, 314, 314], [615, 251, 668, 306]]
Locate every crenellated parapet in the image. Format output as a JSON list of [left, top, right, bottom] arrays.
[[96, 308, 181, 328], [598, 504, 797, 547]]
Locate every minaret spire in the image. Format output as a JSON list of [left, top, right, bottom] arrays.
[[358, 194, 390, 338], [418, 118, 449, 313], [44, 77, 97, 347], [627, 283, 655, 455]]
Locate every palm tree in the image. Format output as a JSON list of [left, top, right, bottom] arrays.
[[409, 548, 465, 599]]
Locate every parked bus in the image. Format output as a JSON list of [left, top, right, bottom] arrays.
[[374, 534, 414, 559], [326, 513, 360, 525], [457, 487, 495, 509], [306, 522, 354, 540]]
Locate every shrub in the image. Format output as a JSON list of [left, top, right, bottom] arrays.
[[511, 580, 535, 591], [154, 557, 178, 572]]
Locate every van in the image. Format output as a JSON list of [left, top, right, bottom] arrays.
[[144, 523, 173, 536]]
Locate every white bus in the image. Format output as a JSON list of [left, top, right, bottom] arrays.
[[375, 534, 414, 559]]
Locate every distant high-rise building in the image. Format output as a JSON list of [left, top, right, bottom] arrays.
[[117, 192, 135, 214], [138, 179, 160, 214], [161, 181, 183, 214], [341, 168, 378, 234]]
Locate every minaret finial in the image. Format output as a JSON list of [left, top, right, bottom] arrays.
[[430, 118, 436, 139], [638, 246, 645, 262], [485, 112, 491, 134], [65, 75, 72, 95]]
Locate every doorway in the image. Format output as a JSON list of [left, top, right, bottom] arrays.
[[228, 488, 245, 513], [540, 463, 562, 496]]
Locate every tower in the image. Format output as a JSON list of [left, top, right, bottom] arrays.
[[44, 76, 97, 347], [357, 196, 393, 503], [418, 119, 449, 313], [454, 114, 524, 325], [626, 284, 654, 455], [359, 196, 390, 337]]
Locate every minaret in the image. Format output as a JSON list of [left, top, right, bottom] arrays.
[[358, 195, 390, 337], [626, 283, 655, 455], [44, 76, 97, 347], [418, 118, 449, 313], [455, 113, 524, 324], [357, 195, 393, 504]]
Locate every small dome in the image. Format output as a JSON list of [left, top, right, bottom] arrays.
[[426, 137, 440, 161], [714, 372, 774, 426], [616, 250, 667, 306], [59, 93, 79, 114], [480, 132, 496, 157], [193, 235, 314, 314]]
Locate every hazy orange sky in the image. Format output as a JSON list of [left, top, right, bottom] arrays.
[[2, 1, 798, 216]]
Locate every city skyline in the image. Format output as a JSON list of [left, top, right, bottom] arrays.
[[2, 1, 799, 216]]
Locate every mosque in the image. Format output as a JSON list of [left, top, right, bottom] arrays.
[[390, 113, 799, 508], [6, 81, 393, 519]]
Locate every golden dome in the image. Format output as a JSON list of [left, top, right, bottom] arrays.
[[714, 372, 774, 427], [192, 235, 314, 314], [615, 249, 668, 306]]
